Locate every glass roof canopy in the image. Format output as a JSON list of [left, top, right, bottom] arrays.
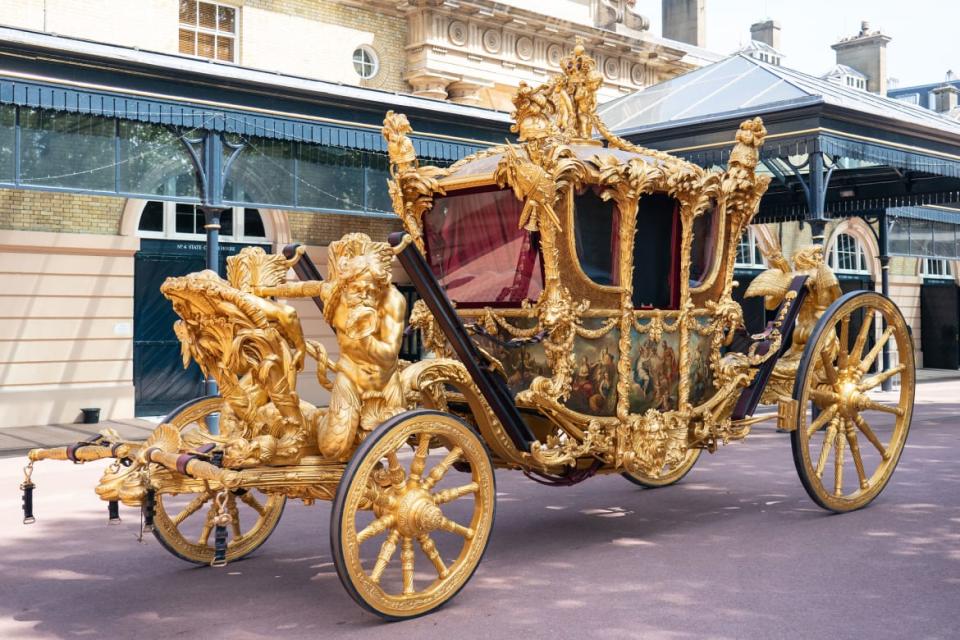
[[599, 54, 960, 138], [598, 54, 960, 260]]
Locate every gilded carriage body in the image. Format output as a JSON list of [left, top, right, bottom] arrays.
[[22, 42, 916, 621]]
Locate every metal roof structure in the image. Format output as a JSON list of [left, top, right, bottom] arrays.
[[601, 54, 960, 144], [0, 26, 518, 221], [599, 54, 960, 231], [0, 26, 510, 165]]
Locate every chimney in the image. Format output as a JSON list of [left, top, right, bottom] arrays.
[[662, 0, 706, 48], [750, 19, 781, 50], [831, 20, 892, 95], [933, 84, 959, 114]]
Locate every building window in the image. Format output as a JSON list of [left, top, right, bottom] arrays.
[[735, 228, 766, 269], [179, 1, 237, 63], [138, 202, 267, 243], [921, 258, 953, 279], [829, 232, 870, 274], [352, 46, 379, 80]]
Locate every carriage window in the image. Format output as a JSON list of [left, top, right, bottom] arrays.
[[688, 203, 719, 287], [573, 186, 619, 286], [423, 187, 544, 307], [633, 194, 680, 309]]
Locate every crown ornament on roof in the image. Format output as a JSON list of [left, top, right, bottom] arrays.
[[511, 38, 604, 143]]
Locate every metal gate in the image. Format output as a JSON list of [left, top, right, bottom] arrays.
[[920, 282, 960, 369]]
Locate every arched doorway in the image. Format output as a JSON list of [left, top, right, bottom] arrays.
[[827, 226, 879, 373], [131, 201, 271, 415]]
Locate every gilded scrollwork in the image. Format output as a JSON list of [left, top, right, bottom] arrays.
[[529, 420, 613, 468]]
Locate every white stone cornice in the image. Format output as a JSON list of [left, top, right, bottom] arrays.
[[365, 0, 713, 108]]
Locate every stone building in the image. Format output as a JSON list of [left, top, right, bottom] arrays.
[[0, 0, 719, 427]]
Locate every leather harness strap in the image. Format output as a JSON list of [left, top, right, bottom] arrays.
[[66, 435, 105, 463], [175, 443, 217, 475]]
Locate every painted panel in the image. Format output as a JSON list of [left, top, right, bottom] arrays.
[[627, 320, 680, 413], [565, 319, 619, 416], [688, 317, 716, 407]]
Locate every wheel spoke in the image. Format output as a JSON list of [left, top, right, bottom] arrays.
[[238, 491, 267, 517], [810, 389, 840, 408], [837, 314, 851, 369], [409, 432, 431, 483], [401, 536, 415, 595], [198, 503, 216, 545], [806, 404, 838, 438], [227, 494, 242, 539], [437, 516, 475, 540], [853, 414, 889, 460], [385, 451, 406, 487], [850, 311, 874, 363], [364, 487, 398, 512], [844, 424, 869, 490], [834, 426, 846, 497], [859, 399, 904, 417], [418, 534, 449, 578], [422, 446, 463, 491], [819, 350, 839, 385], [172, 491, 212, 526], [433, 482, 479, 505], [815, 420, 839, 478], [357, 514, 396, 545], [858, 327, 895, 375], [370, 530, 401, 585], [858, 364, 906, 391]]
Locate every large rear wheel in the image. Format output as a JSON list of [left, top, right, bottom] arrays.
[[331, 410, 496, 620], [790, 291, 914, 513]]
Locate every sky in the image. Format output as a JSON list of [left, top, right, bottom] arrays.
[[636, 0, 959, 88]]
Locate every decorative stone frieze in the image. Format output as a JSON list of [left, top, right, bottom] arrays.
[[373, 0, 715, 109]]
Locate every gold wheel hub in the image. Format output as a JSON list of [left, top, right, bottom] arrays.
[[836, 379, 863, 419], [394, 487, 443, 537]]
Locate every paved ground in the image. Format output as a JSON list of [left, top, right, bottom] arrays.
[[0, 380, 957, 640]]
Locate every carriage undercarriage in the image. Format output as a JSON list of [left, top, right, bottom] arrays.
[[20, 42, 915, 620]]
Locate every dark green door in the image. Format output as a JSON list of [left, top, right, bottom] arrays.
[[133, 240, 269, 415], [133, 248, 206, 416], [920, 282, 959, 369]]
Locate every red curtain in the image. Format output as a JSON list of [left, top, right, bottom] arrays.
[[424, 188, 543, 307]]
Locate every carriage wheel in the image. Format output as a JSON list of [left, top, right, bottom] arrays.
[[621, 448, 701, 488], [791, 291, 915, 513], [331, 410, 496, 620], [152, 397, 286, 564]]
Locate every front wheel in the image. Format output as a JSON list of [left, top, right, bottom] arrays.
[[330, 410, 496, 620], [790, 291, 915, 513], [152, 396, 286, 564]]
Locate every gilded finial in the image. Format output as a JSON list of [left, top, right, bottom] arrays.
[[509, 40, 603, 143], [382, 110, 417, 171]]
